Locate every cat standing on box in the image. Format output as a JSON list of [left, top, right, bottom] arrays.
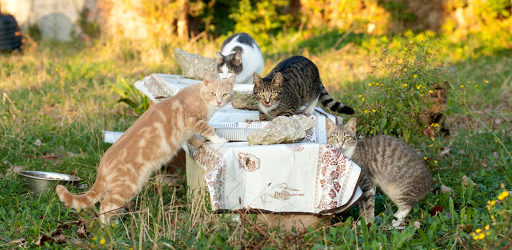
[[216, 32, 264, 85], [56, 74, 235, 224]]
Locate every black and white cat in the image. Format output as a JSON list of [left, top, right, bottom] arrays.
[[216, 33, 264, 85]]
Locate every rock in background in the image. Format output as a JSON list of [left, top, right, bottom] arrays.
[[174, 48, 216, 80], [0, 0, 99, 41]]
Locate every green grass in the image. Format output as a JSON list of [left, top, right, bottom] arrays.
[[0, 35, 511, 248]]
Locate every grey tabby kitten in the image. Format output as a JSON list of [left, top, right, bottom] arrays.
[[326, 118, 433, 227], [253, 56, 354, 120]]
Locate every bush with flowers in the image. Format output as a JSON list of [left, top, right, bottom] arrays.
[[470, 186, 511, 248]]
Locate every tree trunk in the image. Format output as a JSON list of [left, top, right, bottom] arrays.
[[177, 0, 189, 39]]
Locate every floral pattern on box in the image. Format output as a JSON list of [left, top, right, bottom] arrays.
[[315, 144, 355, 211], [189, 143, 225, 210]]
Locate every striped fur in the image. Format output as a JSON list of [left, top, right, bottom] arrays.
[[253, 56, 353, 120], [56, 74, 235, 224], [326, 118, 433, 227]]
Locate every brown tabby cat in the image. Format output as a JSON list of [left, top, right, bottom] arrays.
[[326, 118, 433, 227], [56, 74, 235, 223], [253, 56, 354, 120]]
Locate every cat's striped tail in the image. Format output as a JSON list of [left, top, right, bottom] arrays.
[[56, 180, 104, 209], [319, 87, 355, 115]]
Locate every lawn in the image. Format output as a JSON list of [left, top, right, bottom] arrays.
[[0, 34, 511, 248]]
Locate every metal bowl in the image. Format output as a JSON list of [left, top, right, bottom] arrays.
[[18, 171, 82, 196]]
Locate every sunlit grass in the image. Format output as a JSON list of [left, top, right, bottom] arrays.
[[0, 35, 511, 248]]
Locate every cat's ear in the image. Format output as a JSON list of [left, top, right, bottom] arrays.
[[326, 118, 336, 134], [253, 72, 262, 85], [216, 52, 224, 65], [344, 117, 357, 133], [272, 72, 283, 87], [233, 50, 242, 66]]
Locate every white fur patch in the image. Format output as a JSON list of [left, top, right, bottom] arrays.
[[218, 64, 234, 79], [258, 102, 278, 119], [221, 36, 264, 85]]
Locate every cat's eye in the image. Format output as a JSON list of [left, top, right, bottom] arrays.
[[209, 92, 216, 96], [222, 93, 229, 97], [217, 69, 221, 73], [228, 69, 234, 73], [343, 135, 353, 141]]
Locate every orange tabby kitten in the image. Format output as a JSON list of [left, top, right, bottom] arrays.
[[56, 74, 235, 223]]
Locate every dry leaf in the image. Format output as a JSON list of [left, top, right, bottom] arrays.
[[5, 165, 24, 177], [461, 175, 477, 187], [441, 184, 453, 194], [430, 206, 444, 216], [439, 148, 451, 156], [413, 221, 421, 229], [423, 126, 435, 141], [34, 139, 42, 146]]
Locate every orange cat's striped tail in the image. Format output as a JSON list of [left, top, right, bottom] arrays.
[[56, 181, 104, 209]]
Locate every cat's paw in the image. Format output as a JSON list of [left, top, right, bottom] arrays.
[[208, 135, 228, 145]]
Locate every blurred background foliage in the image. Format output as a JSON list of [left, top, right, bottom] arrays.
[[90, 0, 510, 60]]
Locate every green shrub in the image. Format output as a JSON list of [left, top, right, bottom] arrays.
[[352, 35, 447, 143], [108, 77, 150, 115]]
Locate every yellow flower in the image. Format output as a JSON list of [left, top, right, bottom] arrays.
[[402, 84, 408, 88], [491, 215, 495, 220], [485, 80, 489, 83], [500, 183, 505, 189], [478, 233, 485, 240], [376, 82, 380, 86], [460, 84, 464, 88], [501, 191, 509, 198], [430, 123, 439, 127], [358, 94, 362, 98], [487, 205, 491, 210], [423, 157, 427, 160], [490, 200, 496, 206], [467, 80, 471, 84], [473, 235, 478, 240], [372, 109, 376, 113], [485, 225, 490, 230], [476, 228, 482, 233], [92, 236, 97, 241], [409, 40, 413, 44], [429, 144, 433, 147], [486, 232, 490, 236], [76, 209, 81, 212], [368, 83, 372, 86], [413, 74, 417, 78], [433, 160, 438, 164], [429, 90, 434, 94], [99, 238, 106, 245]]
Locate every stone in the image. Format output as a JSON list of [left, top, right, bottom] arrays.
[[247, 115, 316, 145], [174, 48, 216, 80], [231, 92, 259, 110]]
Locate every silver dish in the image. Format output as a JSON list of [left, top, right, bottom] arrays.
[[18, 171, 82, 196]]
